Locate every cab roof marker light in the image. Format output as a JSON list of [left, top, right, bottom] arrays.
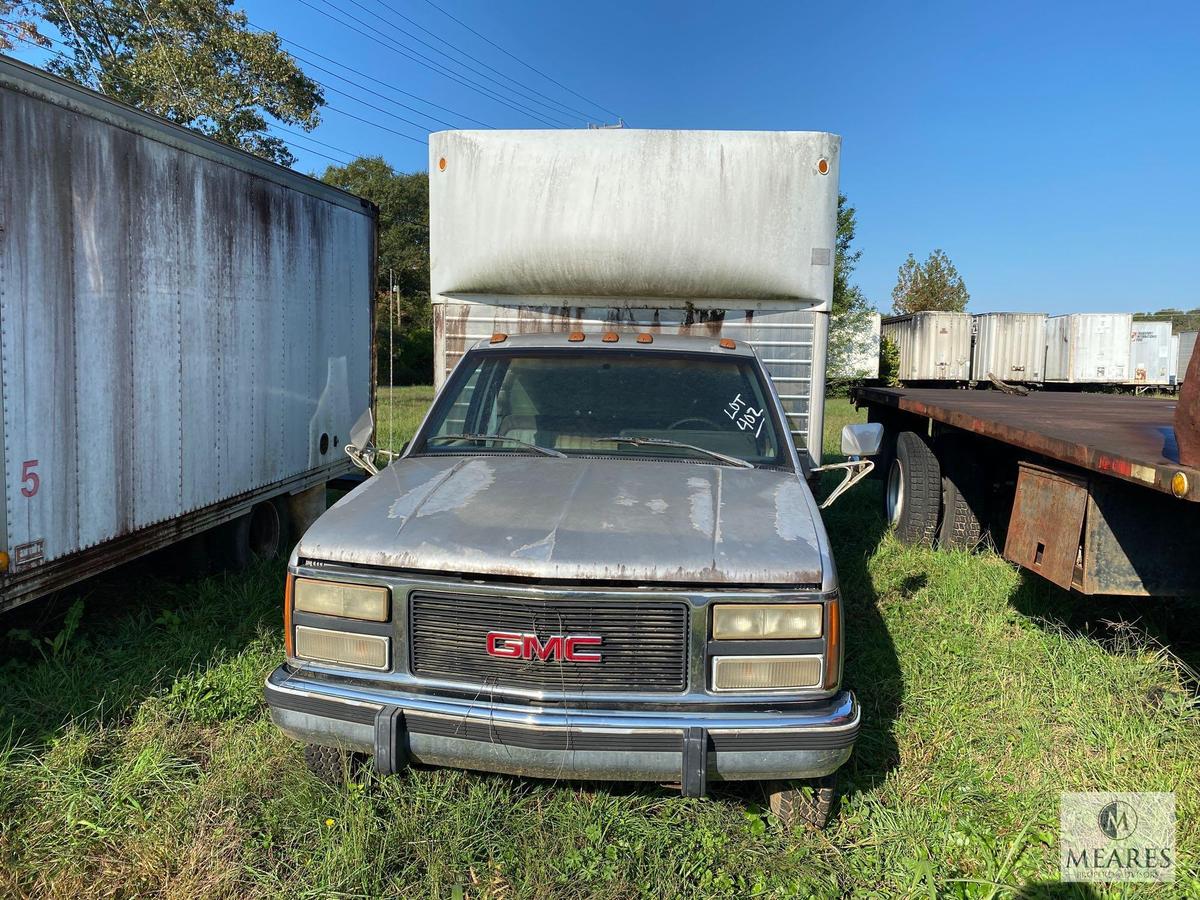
[[719, 338, 736, 350], [568, 332, 586, 342], [490, 332, 508, 344], [602, 332, 619, 343], [636, 333, 654, 344]]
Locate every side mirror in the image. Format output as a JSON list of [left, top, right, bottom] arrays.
[[841, 422, 884, 457], [350, 408, 375, 450]]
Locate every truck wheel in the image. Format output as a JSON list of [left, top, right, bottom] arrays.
[[885, 432, 942, 546], [303, 743, 365, 788], [937, 438, 986, 550], [768, 773, 837, 829]]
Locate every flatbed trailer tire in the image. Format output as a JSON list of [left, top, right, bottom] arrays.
[[936, 436, 986, 550], [886, 431, 942, 546]]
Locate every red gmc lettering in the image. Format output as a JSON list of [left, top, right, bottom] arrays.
[[485, 631, 601, 663]]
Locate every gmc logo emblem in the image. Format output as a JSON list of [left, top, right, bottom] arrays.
[[485, 631, 602, 663]]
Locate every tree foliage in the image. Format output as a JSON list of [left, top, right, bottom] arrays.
[[1133, 307, 1200, 334], [0, 2, 46, 50], [891, 249, 970, 314], [322, 157, 432, 385], [21, 0, 321, 165], [828, 193, 878, 380]]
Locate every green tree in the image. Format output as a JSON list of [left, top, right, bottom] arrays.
[[891, 249, 970, 314], [28, 0, 321, 165], [828, 193, 878, 380], [322, 157, 432, 385]]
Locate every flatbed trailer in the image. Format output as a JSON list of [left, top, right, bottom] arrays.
[[849, 385, 1200, 597]]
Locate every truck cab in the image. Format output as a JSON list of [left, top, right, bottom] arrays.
[[266, 331, 869, 827]]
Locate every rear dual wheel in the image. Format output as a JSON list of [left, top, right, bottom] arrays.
[[885, 431, 986, 550]]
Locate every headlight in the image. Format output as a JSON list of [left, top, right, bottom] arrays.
[[293, 578, 389, 622], [712, 655, 822, 691], [712, 603, 822, 640], [294, 625, 389, 670]]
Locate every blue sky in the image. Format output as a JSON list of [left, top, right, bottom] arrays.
[[11, 0, 1200, 314]]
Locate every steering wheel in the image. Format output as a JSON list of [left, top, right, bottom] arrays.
[[668, 416, 721, 430]]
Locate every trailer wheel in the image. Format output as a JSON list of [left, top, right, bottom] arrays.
[[768, 773, 837, 829], [885, 432, 942, 546], [937, 438, 986, 550], [210, 500, 282, 571]]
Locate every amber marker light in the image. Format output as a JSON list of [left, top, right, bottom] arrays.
[[438, 157, 447, 171], [490, 332, 508, 344], [568, 331, 586, 342], [1173, 471, 1189, 498], [284, 573, 296, 658], [719, 338, 736, 349], [0, 550, 9, 573], [602, 332, 619, 343], [817, 158, 830, 175], [824, 596, 841, 690], [636, 333, 654, 344]]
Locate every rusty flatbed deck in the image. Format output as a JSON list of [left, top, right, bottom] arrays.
[[851, 387, 1199, 503]]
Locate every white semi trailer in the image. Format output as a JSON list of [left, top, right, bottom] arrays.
[[427, 129, 840, 468], [0, 56, 376, 612]]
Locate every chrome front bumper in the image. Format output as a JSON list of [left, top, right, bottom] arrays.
[[266, 666, 860, 795]]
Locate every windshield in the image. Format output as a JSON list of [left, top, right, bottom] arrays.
[[415, 349, 787, 467]]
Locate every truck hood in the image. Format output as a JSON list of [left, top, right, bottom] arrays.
[[299, 456, 825, 586]]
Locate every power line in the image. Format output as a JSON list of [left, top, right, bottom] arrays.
[[418, 0, 620, 121], [297, 0, 565, 128], [325, 103, 428, 146], [256, 26, 493, 127], [345, 0, 587, 124], [331, 0, 574, 126], [367, 0, 599, 122]]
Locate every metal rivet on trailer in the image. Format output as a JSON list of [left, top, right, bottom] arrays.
[[490, 332, 508, 343], [438, 157, 447, 171], [719, 338, 736, 349], [1172, 471, 1189, 498], [636, 333, 654, 344], [568, 332, 586, 342], [817, 158, 829, 175], [602, 332, 619, 343]]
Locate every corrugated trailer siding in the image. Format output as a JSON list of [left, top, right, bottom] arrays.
[[1, 71, 373, 565], [1180, 332, 1198, 383], [881, 312, 972, 381], [971, 313, 1046, 382], [434, 301, 825, 465], [1045, 314, 1132, 383], [1128, 322, 1173, 386]]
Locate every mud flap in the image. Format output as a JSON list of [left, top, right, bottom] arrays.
[[374, 706, 408, 776], [681, 726, 708, 798]]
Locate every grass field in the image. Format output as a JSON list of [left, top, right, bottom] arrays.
[[1, 395, 1198, 898]]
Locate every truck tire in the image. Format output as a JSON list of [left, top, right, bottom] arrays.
[[768, 773, 837, 829], [303, 743, 365, 787], [885, 432, 942, 546], [937, 438, 986, 550]]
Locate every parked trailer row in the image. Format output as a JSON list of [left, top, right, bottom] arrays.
[[882, 310, 1183, 388], [0, 56, 376, 612], [851, 346, 1200, 597]]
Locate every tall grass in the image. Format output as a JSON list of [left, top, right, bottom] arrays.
[[0, 396, 1196, 897]]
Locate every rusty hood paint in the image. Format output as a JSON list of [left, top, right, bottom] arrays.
[[299, 456, 825, 586]]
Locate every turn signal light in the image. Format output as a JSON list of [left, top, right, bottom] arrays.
[[712, 655, 822, 691], [295, 626, 389, 670]]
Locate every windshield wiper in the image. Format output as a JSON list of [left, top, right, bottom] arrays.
[[595, 436, 754, 469], [425, 433, 566, 458]]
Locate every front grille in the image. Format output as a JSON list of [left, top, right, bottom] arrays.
[[408, 592, 689, 693]]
